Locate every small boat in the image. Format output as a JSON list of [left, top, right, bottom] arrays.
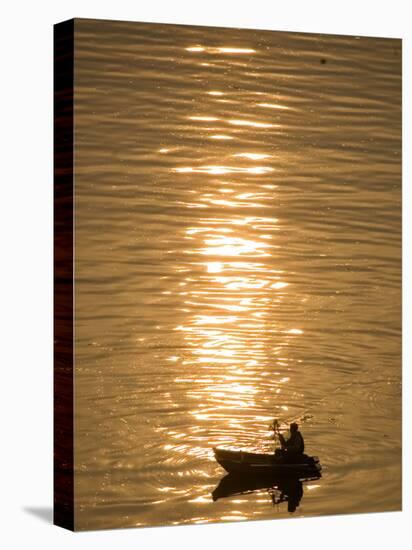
[[213, 447, 322, 477]]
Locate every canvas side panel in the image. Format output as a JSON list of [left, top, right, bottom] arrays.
[[54, 18, 75, 532]]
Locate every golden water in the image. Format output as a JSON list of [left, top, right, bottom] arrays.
[[73, 19, 401, 530]]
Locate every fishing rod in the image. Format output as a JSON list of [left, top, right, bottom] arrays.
[[269, 412, 308, 432], [269, 418, 283, 447], [269, 417, 290, 433]]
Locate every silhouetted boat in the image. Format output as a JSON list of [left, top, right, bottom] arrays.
[[213, 447, 321, 477]]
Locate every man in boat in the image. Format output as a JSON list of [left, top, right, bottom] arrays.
[[276, 422, 305, 462]]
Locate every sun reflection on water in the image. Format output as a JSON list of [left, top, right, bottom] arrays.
[[173, 166, 274, 175], [186, 46, 256, 54], [160, 43, 306, 468], [169, 172, 297, 450]]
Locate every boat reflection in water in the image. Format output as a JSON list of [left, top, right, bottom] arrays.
[[212, 470, 322, 513]]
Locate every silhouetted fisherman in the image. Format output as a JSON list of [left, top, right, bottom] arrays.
[[276, 422, 305, 462]]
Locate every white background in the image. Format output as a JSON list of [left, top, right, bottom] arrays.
[[0, 1, 410, 548]]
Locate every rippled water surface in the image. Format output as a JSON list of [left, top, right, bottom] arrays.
[[73, 19, 401, 530]]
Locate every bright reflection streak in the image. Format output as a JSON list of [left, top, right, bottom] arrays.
[[232, 153, 271, 160], [200, 198, 265, 208], [188, 495, 210, 504], [206, 262, 224, 273], [186, 227, 233, 235], [209, 134, 233, 140], [271, 282, 289, 289], [200, 235, 271, 257], [236, 193, 263, 199], [257, 102, 291, 110], [229, 216, 278, 226], [213, 277, 269, 290], [228, 119, 276, 128], [173, 165, 273, 175], [186, 46, 255, 54], [189, 116, 220, 121], [207, 91, 224, 96], [217, 47, 255, 53], [194, 315, 237, 325]]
